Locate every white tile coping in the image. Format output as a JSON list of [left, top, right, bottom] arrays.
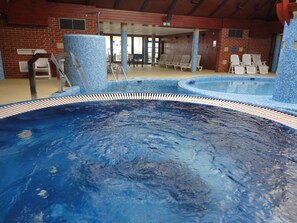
[[1, 93, 297, 130]]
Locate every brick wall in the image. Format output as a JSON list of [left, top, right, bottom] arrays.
[[0, 16, 97, 78], [215, 28, 273, 72]]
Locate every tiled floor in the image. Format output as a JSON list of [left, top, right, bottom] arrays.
[[0, 65, 275, 105]]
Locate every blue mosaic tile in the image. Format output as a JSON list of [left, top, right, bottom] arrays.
[[0, 50, 4, 80], [273, 19, 297, 103], [63, 34, 107, 93]]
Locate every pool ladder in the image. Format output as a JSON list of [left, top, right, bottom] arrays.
[[109, 63, 128, 84]]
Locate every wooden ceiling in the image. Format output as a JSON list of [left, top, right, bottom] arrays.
[[47, 0, 279, 21]]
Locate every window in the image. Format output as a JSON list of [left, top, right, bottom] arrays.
[[228, 29, 243, 38], [59, 18, 86, 30]]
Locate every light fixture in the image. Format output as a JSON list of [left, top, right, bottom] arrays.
[[163, 14, 171, 27]]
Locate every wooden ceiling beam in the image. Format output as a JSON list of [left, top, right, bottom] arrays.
[[208, 0, 229, 17], [227, 0, 251, 18], [113, 0, 120, 9], [265, 0, 278, 21], [165, 0, 178, 15], [288, 2, 297, 12], [187, 0, 205, 16], [140, 0, 149, 11], [247, 0, 270, 19]]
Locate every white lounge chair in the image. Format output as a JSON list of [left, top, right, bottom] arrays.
[[33, 49, 51, 79], [251, 54, 269, 74], [174, 55, 191, 70], [242, 54, 256, 74], [161, 54, 174, 67], [166, 55, 182, 68], [158, 54, 167, 66], [180, 55, 203, 71], [229, 54, 245, 75]]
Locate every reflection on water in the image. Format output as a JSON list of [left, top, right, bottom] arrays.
[[0, 101, 296, 222]]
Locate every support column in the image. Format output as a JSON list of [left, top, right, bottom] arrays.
[[121, 23, 128, 74], [272, 18, 297, 103], [191, 29, 199, 73], [0, 50, 4, 80], [152, 34, 156, 66], [271, 34, 282, 73], [63, 34, 107, 92]]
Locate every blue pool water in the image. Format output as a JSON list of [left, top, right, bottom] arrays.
[[178, 76, 275, 96], [192, 80, 273, 95], [1, 100, 297, 222]]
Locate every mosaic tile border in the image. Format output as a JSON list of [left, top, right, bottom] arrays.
[[1, 93, 297, 130]]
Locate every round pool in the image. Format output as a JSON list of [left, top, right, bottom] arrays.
[[1, 94, 297, 223], [178, 76, 274, 97]]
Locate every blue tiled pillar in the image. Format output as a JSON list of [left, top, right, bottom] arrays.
[[191, 29, 199, 73], [121, 23, 128, 74], [271, 34, 282, 73], [0, 50, 4, 80], [273, 19, 297, 103], [64, 34, 107, 93], [152, 34, 156, 66]]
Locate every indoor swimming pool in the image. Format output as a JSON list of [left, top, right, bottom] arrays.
[[0, 94, 297, 222]]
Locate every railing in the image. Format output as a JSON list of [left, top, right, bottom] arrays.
[[28, 54, 54, 99]]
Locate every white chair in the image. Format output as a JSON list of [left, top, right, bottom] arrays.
[[229, 54, 245, 75], [180, 55, 203, 71], [158, 54, 167, 66], [251, 54, 269, 74], [174, 55, 191, 70], [166, 55, 182, 68], [162, 54, 174, 67], [33, 49, 51, 79], [242, 54, 256, 74]]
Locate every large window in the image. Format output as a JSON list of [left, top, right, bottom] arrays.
[[59, 18, 86, 30], [148, 37, 159, 64]]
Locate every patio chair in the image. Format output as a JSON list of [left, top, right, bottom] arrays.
[[33, 49, 51, 79], [180, 55, 203, 71], [229, 54, 245, 75], [174, 55, 191, 70], [242, 54, 256, 74], [166, 55, 182, 68], [162, 54, 174, 67], [251, 54, 269, 74], [158, 54, 167, 66]]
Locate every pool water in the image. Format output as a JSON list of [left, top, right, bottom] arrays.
[[1, 100, 297, 222], [102, 79, 183, 94], [190, 80, 274, 95]]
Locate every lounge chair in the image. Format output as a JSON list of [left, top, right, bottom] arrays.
[[242, 54, 256, 74], [33, 49, 51, 79], [166, 55, 182, 68], [229, 54, 245, 75], [160, 54, 174, 67], [174, 55, 191, 70], [180, 55, 202, 71], [251, 54, 269, 74], [158, 54, 167, 66]]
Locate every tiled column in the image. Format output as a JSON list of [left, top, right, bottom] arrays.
[[273, 18, 297, 103], [191, 29, 199, 73], [121, 23, 128, 74], [152, 34, 156, 66], [271, 34, 282, 73], [63, 34, 107, 93], [0, 50, 4, 80]]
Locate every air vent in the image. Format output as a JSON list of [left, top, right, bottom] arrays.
[[228, 29, 243, 38], [19, 61, 28, 72]]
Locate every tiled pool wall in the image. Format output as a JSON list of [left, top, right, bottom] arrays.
[[178, 76, 297, 116], [273, 18, 297, 103]]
